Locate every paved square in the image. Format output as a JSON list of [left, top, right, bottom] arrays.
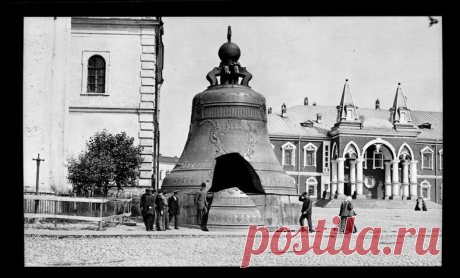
[[24, 207, 442, 266]]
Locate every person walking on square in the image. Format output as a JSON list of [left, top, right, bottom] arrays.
[[299, 192, 315, 233], [415, 197, 422, 211], [140, 188, 155, 231], [155, 190, 165, 231], [168, 190, 181, 229], [195, 182, 209, 231], [338, 196, 357, 234], [421, 198, 428, 211], [162, 190, 171, 230]]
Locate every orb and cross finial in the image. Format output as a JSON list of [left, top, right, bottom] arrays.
[[227, 26, 231, 43], [218, 26, 241, 65], [206, 26, 252, 87]]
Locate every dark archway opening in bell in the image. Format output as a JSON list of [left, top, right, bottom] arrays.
[[210, 153, 265, 194]]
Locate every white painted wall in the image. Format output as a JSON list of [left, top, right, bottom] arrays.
[[23, 17, 71, 192], [24, 17, 156, 192], [65, 21, 149, 184], [68, 33, 142, 108]]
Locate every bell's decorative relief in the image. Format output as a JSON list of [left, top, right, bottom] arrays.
[[194, 104, 266, 122], [199, 119, 262, 160]]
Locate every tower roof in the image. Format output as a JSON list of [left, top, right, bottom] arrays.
[[339, 79, 356, 108], [392, 83, 409, 110], [336, 79, 359, 124], [389, 83, 413, 126]]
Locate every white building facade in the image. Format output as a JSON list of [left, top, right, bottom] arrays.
[[23, 17, 164, 193]]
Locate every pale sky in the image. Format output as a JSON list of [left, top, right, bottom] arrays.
[[159, 17, 442, 157]]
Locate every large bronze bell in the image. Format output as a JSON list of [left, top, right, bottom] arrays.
[[206, 187, 264, 231], [161, 26, 297, 196]]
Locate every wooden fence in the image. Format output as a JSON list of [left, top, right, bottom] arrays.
[[24, 194, 132, 230]]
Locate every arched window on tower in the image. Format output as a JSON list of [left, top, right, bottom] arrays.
[[373, 144, 384, 169], [303, 143, 318, 167], [420, 179, 431, 200], [306, 177, 317, 198], [87, 55, 106, 93], [420, 146, 434, 170], [281, 142, 296, 166]]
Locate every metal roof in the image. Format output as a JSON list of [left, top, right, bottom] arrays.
[[268, 105, 442, 141], [159, 155, 180, 164]]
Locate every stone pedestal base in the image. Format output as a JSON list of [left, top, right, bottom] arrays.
[[401, 196, 408, 200], [337, 194, 346, 200], [384, 196, 392, 200], [390, 196, 400, 200], [355, 194, 366, 200], [408, 195, 417, 200]]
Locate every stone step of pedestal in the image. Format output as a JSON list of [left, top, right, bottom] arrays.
[[314, 198, 442, 209]]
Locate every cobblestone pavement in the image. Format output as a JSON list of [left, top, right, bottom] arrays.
[[24, 208, 442, 266]]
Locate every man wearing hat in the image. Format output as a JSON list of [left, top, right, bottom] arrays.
[[299, 192, 315, 233], [195, 182, 209, 231], [168, 190, 181, 229], [140, 188, 156, 231], [154, 190, 165, 231]]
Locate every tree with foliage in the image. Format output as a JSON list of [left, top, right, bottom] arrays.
[[67, 130, 144, 195]]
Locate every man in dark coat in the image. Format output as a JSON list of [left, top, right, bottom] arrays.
[[421, 199, 428, 211], [168, 190, 181, 229], [195, 182, 209, 231], [140, 188, 156, 231], [415, 197, 422, 211], [299, 192, 315, 233], [155, 190, 165, 231]]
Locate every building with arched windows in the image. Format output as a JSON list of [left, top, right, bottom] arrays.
[[23, 17, 164, 193], [268, 80, 443, 204]]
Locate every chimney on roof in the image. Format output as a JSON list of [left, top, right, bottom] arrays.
[[281, 103, 287, 118], [268, 107, 272, 114], [317, 113, 322, 124], [304, 97, 309, 106], [375, 98, 380, 110], [312, 102, 317, 106]]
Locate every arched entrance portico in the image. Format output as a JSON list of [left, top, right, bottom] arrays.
[[360, 139, 418, 200], [361, 143, 392, 199], [331, 138, 419, 200]]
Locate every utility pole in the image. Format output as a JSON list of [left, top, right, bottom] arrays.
[[153, 17, 164, 190], [32, 153, 44, 222]]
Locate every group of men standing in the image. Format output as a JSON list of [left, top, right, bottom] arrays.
[[140, 182, 210, 231], [140, 188, 181, 231], [141, 185, 319, 232]]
